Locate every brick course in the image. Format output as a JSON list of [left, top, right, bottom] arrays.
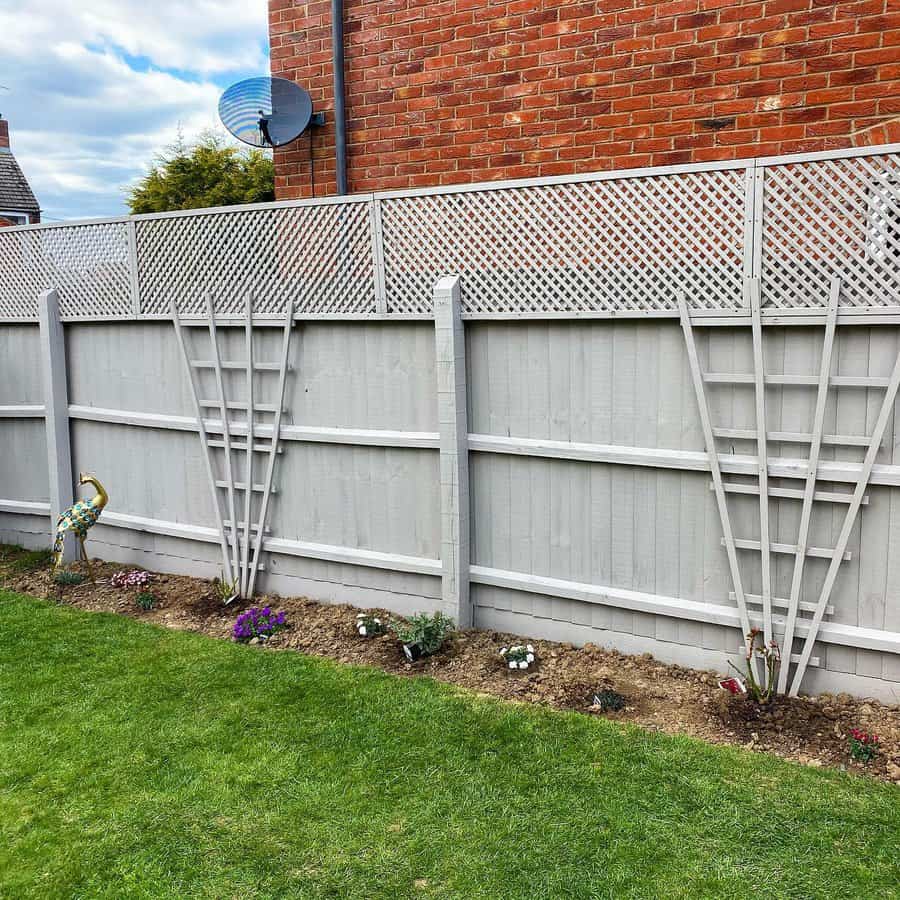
[[269, 0, 900, 198]]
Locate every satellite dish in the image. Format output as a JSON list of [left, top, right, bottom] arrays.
[[219, 76, 313, 148]]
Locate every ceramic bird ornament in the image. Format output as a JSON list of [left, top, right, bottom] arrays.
[[52, 472, 108, 579]]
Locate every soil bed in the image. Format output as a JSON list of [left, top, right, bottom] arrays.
[[3, 547, 898, 784]]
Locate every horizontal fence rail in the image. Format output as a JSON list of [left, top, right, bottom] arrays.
[[0, 146, 898, 321]]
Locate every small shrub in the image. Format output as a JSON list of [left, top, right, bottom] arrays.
[[500, 644, 536, 670], [848, 728, 880, 764], [53, 570, 85, 586], [391, 612, 455, 658], [136, 591, 157, 611], [233, 606, 287, 643], [593, 689, 627, 712], [728, 628, 780, 704], [111, 569, 152, 589], [213, 572, 239, 604], [356, 612, 385, 637]]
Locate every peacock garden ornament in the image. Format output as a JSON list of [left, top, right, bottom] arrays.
[[52, 473, 108, 579]]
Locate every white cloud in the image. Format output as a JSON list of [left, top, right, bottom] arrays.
[[0, 0, 269, 220], [0, 0, 268, 76]]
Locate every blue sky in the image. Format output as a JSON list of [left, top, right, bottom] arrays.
[[1, 0, 269, 221]]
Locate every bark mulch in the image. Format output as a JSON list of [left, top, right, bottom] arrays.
[[3, 549, 898, 785]]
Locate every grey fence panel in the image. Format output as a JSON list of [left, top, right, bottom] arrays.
[[0, 323, 44, 403], [269, 443, 440, 560], [71, 420, 216, 526], [283, 321, 438, 432], [66, 321, 196, 417], [0, 323, 48, 504], [464, 319, 900, 695]]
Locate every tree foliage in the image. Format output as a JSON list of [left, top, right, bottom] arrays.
[[126, 132, 274, 214]]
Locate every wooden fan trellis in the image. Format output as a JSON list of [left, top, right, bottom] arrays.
[[172, 293, 295, 600], [680, 277, 900, 695]]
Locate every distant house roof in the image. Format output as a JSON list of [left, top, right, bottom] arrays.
[[0, 149, 40, 214]]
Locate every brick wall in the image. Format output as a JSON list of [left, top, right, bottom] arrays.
[[269, 0, 900, 199]]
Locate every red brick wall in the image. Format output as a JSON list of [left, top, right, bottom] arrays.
[[269, 0, 900, 199]]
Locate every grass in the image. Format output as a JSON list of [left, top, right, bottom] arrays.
[[0, 591, 898, 900], [0, 544, 53, 573]]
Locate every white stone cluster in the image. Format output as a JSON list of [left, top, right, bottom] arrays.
[[500, 644, 536, 670]]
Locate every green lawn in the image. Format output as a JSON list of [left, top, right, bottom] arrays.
[[0, 591, 897, 899]]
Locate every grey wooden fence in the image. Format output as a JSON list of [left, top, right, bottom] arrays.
[[1, 144, 899, 701]]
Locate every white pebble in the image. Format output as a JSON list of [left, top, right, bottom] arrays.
[[508, 661, 517, 669], [518, 660, 528, 669]]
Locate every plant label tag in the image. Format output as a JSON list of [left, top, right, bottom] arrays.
[[718, 676, 746, 695]]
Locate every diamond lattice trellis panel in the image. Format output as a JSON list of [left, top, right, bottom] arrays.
[[760, 152, 900, 308], [135, 200, 376, 316], [378, 167, 751, 315], [0, 221, 133, 319], [2, 150, 898, 321]]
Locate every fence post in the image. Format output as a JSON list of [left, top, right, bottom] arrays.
[[434, 275, 472, 628], [38, 288, 74, 560]]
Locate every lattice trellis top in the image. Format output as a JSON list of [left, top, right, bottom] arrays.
[[0, 146, 898, 321]]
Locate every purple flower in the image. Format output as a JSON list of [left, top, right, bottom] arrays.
[[232, 606, 288, 642]]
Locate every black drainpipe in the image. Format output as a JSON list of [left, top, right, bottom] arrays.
[[331, 0, 348, 195]]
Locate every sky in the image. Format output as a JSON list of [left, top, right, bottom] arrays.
[[1, 0, 269, 221]]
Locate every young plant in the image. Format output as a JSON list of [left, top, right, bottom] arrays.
[[9, 548, 53, 573], [213, 571, 239, 604], [136, 591, 157, 611], [500, 644, 536, 670], [233, 606, 287, 643], [111, 569, 152, 589], [53, 570, 86, 586], [848, 728, 880, 764], [390, 612, 455, 659], [593, 689, 627, 712], [728, 628, 780, 704], [356, 612, 385, 637]]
